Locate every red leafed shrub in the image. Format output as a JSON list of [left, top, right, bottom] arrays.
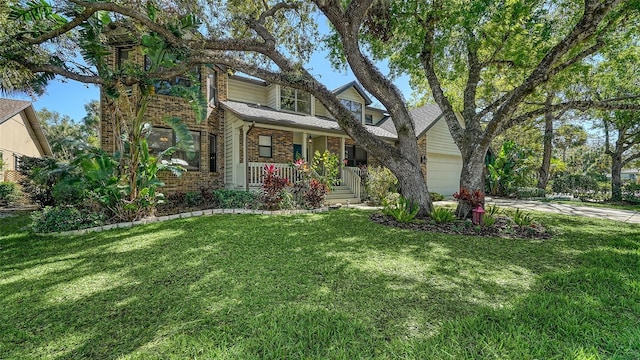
[[453, 188, 485, 208], [304, 179, 329, 208], [261, 164, 289, 210]]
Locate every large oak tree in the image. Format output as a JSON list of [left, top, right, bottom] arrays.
[[3, 0, 639, 217]]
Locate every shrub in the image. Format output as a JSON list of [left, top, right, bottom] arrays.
[[184, 191, 203, 206], [303, 179, 329, 209], [311, 150, 341, 188], [453, 188, 484, 208], [51, 181, 86, 206], [429, 207, 455, 223], [213, 189, 258, 209], [261, 164, 289, 210], [429, 192, 444, 201], [0, 182, 21, 206], [513, 187, 545, 199], [16, 156, 61, 207], [366, 166, 398, 205], [552, 174, 599, 197], [622, 183, 640, 204], [30, 206, 106, 233], [383, 195, 419, 223]]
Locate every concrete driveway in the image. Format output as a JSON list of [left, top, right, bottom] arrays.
[[486, 198, 640, 224]]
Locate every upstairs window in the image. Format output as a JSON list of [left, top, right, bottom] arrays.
[[365, 114, 374, 125], [340, 99, 362, 122], [281, 87, 311, 114], [144, 56, 201, 96], [148, 128, 201, 171], [207, 72, 217, 105], [116, 47, 133, 70]]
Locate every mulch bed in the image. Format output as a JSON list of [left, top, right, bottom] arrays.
[[370, 212, 552, 239]]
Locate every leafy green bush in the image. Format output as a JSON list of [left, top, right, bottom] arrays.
[[30, 206, 106, 233], [622, 183, 640, 204], [512, 209, 534, 227], [383, 195, 419, 223], [213, 189, 258, 209], [483, 214, 497, 227], [552, 174, 599, 195], [429, 207, 455, 223], [0, 182, 21, 206], [429, 192, 444, 201], [366, 166, 398, 205], [513, 187, 545, 199], [184, 191, 203, 206], [16, 156, 61, 207], [52, 181, 87, 206]]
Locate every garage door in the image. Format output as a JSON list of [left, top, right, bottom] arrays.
[[426, 153, 462, 196]]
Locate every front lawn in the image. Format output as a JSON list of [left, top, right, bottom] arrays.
[[1, 210, 639, 359]]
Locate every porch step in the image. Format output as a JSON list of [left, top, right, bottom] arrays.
[[325, 185, 361, 205]]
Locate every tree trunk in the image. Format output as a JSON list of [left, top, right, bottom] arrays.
[[456, 148, 487, 218], [611, 152, 623, 202], [537, 106, 554, 190], [386, 158, 434, 218]]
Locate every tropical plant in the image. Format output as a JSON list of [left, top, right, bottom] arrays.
[[429, 207, 455, 224], [512, 209, 534, 227], [16, 156, 61, 207], [303, 178, 329, 209], [311, 150, 340, 189], [383, 195, 420, 223], [483, 214, 497, 227], [486, 140, 535, 196], [453, 188, 485, 218], [261, 164, 289, 210]]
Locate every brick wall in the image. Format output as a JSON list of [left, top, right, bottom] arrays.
[[247, 128, 293, 164], [101, 43, 228, 193]]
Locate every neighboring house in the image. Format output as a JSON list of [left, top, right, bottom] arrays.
[[621, 169, 639, 183], [0, 98, 53, 182], [101, 44, 463, 199]]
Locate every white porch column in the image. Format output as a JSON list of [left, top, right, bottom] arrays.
[[242, 124, 249, 190], [302, 131, 308, 162]]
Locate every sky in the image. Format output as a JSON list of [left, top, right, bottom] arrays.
[[4, 48, 413, 122]]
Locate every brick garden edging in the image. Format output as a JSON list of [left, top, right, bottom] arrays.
[[44, 207, 331, 237]]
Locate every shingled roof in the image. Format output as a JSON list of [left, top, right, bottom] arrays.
[[0, 98, 53, 156], [377, 104, 444, 138], [220, 100, 398, 140]]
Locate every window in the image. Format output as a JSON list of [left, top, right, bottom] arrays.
[[340, 99, 363, 122], [208, 73, 217, 105], [148, 128, 201, 170], [117, 47, 132, 70], [365, 114, 374, 125], [345, 145, 367, 167], [144, 56, 201, 96], [281, 87, 311, 114], [258, 135, 272, 158], [209, 135, 217, 172]]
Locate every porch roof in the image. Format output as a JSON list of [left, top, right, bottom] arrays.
[[220, 100, 398, 140]]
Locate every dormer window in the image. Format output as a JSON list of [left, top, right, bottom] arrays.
[[365, 114, 374, 125], [144, 56, 201, 96], [281, 87, 311, 114], [340, 99, 362, 122]]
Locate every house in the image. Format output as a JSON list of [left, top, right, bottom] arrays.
[[621, 169, 639, 183], [100, 44, 463, 200], [0, 99, 53, 182]]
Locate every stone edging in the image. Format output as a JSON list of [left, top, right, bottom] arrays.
[[43, 207, 331, 237]]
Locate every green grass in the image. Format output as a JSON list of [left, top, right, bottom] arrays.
[[1, 210, 639, 359]]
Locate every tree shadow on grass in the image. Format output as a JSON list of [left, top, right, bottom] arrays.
[[0, 210, 639, 359]]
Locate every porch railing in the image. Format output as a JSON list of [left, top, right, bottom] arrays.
[[247, 162, 302, 187], [343, 166, 361, 200]]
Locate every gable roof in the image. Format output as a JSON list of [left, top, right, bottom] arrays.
[[332, 81, 373, 105], [221, 100, 397, 140], [0, 98, 53, 157], [377, 104, 444, 138]]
